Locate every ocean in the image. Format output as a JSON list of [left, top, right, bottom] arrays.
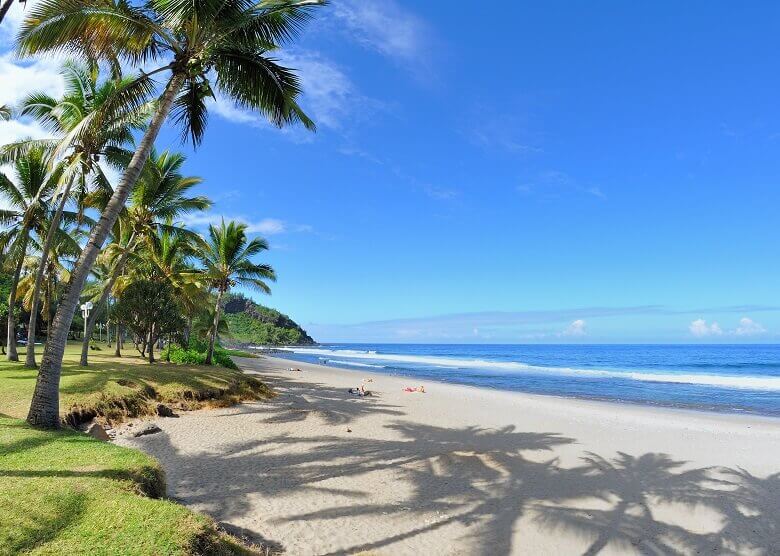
[[265, 344, 780, 417]]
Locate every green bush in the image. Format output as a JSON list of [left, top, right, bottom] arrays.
[[162, 339, 238, 370]]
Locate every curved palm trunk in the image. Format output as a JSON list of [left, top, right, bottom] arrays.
[[7, 229, 30, 362], [80, 244, 133, 366], [0, 0, 14, 24], [205, 288, 225, 365], [25, 182, 73, 368], [26, 73, 186, 428]]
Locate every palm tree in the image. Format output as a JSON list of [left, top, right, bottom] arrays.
[[10, 61, 151, 368], [0, 147, 65, 361], [79, 149, 209, 365], [19, 0, 322, 428], [0, 105, 10, 120], [198, 221, 275, 365], [17, 225, 81, 342], [142, 224, 209, 360]]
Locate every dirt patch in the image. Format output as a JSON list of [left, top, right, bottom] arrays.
[[63, 376, 272, 429]]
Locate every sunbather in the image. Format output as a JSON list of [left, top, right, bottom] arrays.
[[403, 385, 425, 393], [348, 385, 372, 397]]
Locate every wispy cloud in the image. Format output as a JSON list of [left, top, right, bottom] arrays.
[[560, 319, 587, 337], [516, 170, 607, 201], [281, 50, 356, 130], [735, 317, 766, 336], [308, 305, 780, 343], [181, 213, 310, 236], [331, 0, 431, 69], [470, 119, 541, 155], [209, 49, 376, 140], [337, 146, 460, 202]]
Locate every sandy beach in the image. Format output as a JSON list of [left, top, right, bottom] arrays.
[[116, 355, 780, 555]]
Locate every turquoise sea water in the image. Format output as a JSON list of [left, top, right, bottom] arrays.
[[266, 344, 780, 417]]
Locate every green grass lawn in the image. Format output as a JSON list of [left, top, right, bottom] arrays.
[[0, 343, 271, 424], [0, 342, 269, 555], [222, 347, 258, 358]]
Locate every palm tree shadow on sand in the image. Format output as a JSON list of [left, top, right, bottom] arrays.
[[124, 387, 779, 555]]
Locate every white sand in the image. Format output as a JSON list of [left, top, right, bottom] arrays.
[[116, 355, 780, 555]]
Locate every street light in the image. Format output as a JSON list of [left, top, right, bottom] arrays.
[[80, 302, 93, 340]]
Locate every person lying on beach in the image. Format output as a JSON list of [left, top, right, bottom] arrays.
[[348, 385, 372, 397], [403, 386, 425, 393], [288, 367, 302, 372]]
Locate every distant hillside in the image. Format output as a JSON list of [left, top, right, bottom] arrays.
[[222, 293, 315, 346]]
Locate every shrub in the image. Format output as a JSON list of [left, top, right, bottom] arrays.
[[162, 340, 238, 370]]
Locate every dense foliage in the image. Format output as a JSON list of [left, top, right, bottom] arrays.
[[223, 293, 314, 345], [163, 338, 238, 370], [112, 280, 185, 361]]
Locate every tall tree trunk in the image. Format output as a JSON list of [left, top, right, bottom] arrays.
[[184, 316, 192, 348], [26, 72, 186, 428], [114, 323, 121, 357], [0, 0, 14, 24], [44, 282, 51, 343], [7, 229, 30, 362], [25, 181, 73, 368], [80, 245, 132, 366], [147, 325, 155, 364], [205, 288, 224, 365]]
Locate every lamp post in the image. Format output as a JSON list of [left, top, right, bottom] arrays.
[[80, 302, 93, 341]]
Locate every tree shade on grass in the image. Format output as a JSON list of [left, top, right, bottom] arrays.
[[18, 0, 323, 428], [0, 343, 272, 425], [0, 416, 253, 555]]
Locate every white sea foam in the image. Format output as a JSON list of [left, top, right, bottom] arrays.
[[328, 359, 385, 369], [278, 347, 780, 391]]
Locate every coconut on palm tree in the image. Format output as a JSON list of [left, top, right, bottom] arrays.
[[0, 147, 68, 361], [198, 220, 275, 365], [19, 0, 322, 427]]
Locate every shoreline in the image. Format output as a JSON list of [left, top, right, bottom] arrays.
[[264, 353, 780, 424], [117, 353, 780, 554]]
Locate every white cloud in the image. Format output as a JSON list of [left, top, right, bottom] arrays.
[[209, 50, 358, 136], [181, 213, 311, 236], [0, 0, 35, 45], [284, 51, 354, 129], [0, 118, 49, 148], [689, 318, 723, 337], [690, 316, 768, 338], [332, 0, 429, 64], [561, 319, 587, 337], [585, 186, 606, 199], [734, 317, 766, 336], [0, 49, 64, 147], [0, 53, 64, 108]]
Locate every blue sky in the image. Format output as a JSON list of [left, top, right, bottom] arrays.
[[2, 1, 780, 343]]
